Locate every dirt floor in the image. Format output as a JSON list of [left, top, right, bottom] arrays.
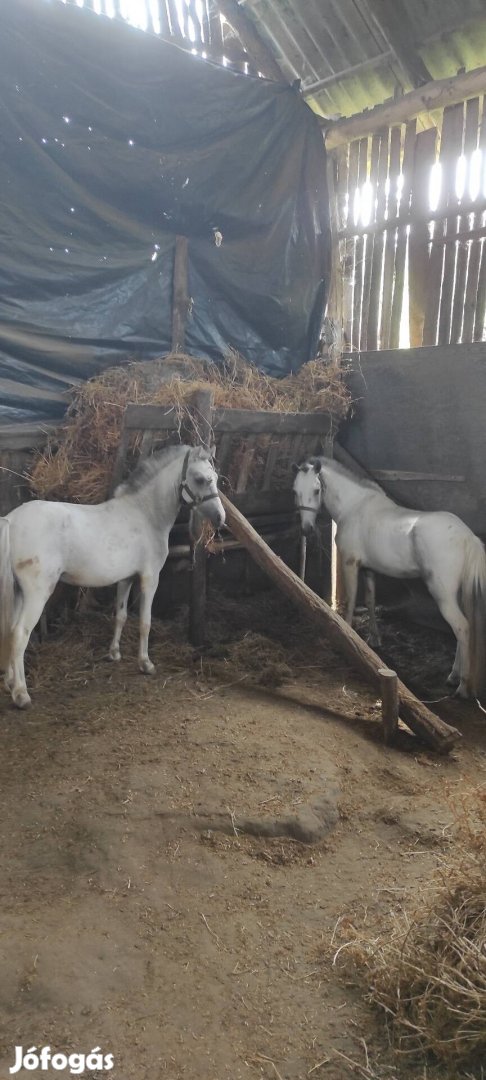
[[0, 588, 485, 1080]]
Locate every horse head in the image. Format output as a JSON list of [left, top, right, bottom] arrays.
[[180, 447, 225, 530], [292, 459, 323, 535]]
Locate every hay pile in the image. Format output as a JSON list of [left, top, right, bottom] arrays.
[[29, 351, 350, 504], [340, 787, 486, 1072]]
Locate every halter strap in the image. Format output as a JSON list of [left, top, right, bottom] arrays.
[[179, 449, 219, 509]]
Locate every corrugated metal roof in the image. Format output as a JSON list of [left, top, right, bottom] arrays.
[[240, 0, 486, 117]]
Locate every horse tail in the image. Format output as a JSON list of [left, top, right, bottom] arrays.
[[461, 532, 486, 699], [0, 518, 15, 671]]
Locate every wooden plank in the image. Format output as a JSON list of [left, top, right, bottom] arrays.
[[463, 96, 486, 341], [343, 141, 359, 349], [474, 241, 486, 341], [216, 432, 234, 488], [109, 428, 131, 495], [262, 439, 280, 490], [235, 436, 256, 493], [221, 494, 461, 754], [373, 469, 466, 482], [156, 0, 171, 36], [139, 430, 155, 460], [450, 97, 480, 343], [366, 130, 389, 351], [326, 147, 347, 346], [171, 235, 189, 352], [438, 103, 465, 345], [380, 126, 401, 349], [423, 107, 460, 346], [213, 408, 331, 436], [360, 133, 381, 351], [352, 138, 369, 351], [123, 404, 180, 431], [0, 422, 58, 451], [323, 64, 486, 148], [390, 121, 416, 348], [408, 126, 437, 346]]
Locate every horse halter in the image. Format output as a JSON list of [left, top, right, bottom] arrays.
[[179, 449, 219, 509]]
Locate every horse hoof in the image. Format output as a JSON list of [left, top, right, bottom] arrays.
[[107, 650, 121, 663], [454, 684, 470, 700], [13, 689, 31, 709], [139, 659, 155, 675]]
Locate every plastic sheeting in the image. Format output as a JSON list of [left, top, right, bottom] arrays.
[[0, 0, 330, 423]]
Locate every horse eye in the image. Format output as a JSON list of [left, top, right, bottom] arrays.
[[195, 475, 205, 486]]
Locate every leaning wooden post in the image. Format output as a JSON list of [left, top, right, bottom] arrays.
[[220, 493, 461, 754], [189, 389, 214, 647], [379, 667, 399, 746]]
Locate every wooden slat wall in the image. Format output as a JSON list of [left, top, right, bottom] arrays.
[[329, 94, 486, 351], [59, 0, 260, 76]]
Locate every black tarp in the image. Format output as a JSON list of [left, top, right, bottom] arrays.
[[0, 0, 330, 422]]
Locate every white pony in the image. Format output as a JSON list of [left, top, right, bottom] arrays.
[[0, 445, 224, 708], [293, 457, 486, 699]]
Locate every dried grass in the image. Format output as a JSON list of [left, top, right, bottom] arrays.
[[28, 350, 350, 504], [337, 787, 486, 1072]]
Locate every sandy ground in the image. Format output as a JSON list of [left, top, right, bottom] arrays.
[[0, 591, 485, 1080]]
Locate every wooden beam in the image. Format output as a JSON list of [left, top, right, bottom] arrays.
[[215, 0, 285, 82], [171, 235, 189, 353], [365, 0, 431, 89], [220, 493, 461, 754], [323, 64, 486, 148]]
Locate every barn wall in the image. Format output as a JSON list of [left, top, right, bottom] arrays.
[[340, 342, 486, 535]]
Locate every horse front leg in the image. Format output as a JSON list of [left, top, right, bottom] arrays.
[[108, 577, 134, 662], [138, 571, 159, 674], [364, 570, 381, 647], [341, 557, 359, 627]]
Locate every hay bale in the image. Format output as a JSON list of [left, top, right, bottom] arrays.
[[29, 351, 351, 504], [338, 787, 486, 1071]]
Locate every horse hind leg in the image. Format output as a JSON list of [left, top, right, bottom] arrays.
[[428, 585, 470, 697], [108, 577, 133, 662], [10, 582, 54, 708]]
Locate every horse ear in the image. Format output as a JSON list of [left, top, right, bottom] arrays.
[[291, 462, 300, 475], [313, 460, 321, 474], [209, 443, 217, 459]]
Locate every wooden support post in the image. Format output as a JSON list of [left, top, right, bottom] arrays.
[[172, 235, 189, 353], [379, 667, 399, 745], [189, 390, 214, 646], [220, 493, 461, 754]]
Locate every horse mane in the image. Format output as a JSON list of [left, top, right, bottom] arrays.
[[307, 456, 382, 493], [114, 444, 212, 497]]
